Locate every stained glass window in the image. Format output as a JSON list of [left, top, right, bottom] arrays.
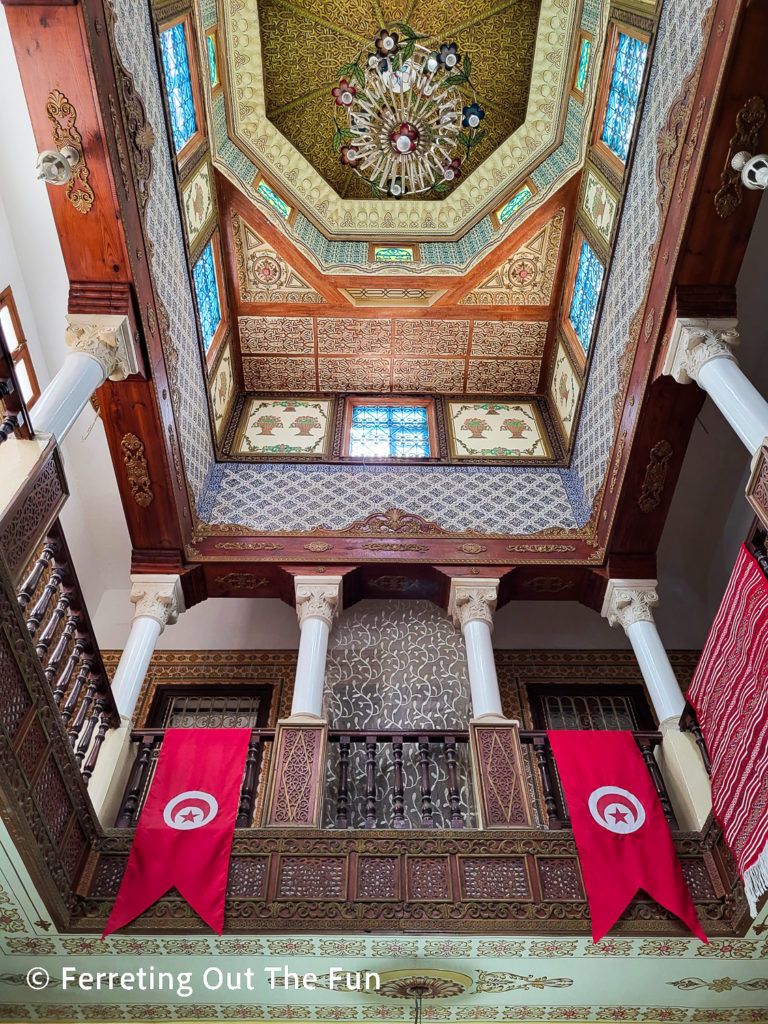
[[575, 37, 591, 94], [568, 240, 604, 353], [496, 186, 533, 225], [159, 22, 197, 153], [601, 32, 648, 162], [257, 181, 291, 219], [192, 241, 221, 353], [207, 34, 219, 88], [373, 246, 414, 263], [349, 405, 430, 458]]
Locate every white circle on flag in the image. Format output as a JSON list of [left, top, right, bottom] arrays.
[[587, 786, 646, 834], [163, 790, 219, 831]]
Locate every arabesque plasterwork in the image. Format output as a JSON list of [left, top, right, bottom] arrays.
[[211, 0, 597, 243], [232, 211, 326, 302]]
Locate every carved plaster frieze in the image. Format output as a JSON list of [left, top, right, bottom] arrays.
[[65, 314, 139, 381], [448, 578, 500, 631], [294, 575, 343, 629], [601, 578, 659, 632], [662, 317, 739, 385], [129, 573, 185, 630]]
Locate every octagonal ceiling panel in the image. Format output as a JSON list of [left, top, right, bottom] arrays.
[[257, 0, 542, 200]]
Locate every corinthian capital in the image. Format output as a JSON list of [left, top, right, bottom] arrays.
[[663, 317, 739, 385], [294, 575, 343, 629], [601, 578, 658, 632], [65, 313, 139, 381], [129, 574, 185, 631], [448, 578, 499, 632]]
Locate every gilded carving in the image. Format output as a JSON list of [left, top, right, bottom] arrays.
[[214, 542, 284, 551], [609, 431, 628, 495], [120, 433, 153, 508], [637, 440, 674, 513], [459, 543, 487, 554], [217, 573, 270, 589], [111, 36, 154, 214], [45, 90, 94, 214], [677, 97, 707, 203], [360, 542, 430, 552], [317, 318, 390, 355], [522, 577, 575, 593], [470, 321, 547, 358], [746, 445, 768, 530], [304, 542, 333, 552], [336, 509, 453, 538], [715, 96, 768, 218], [393, 319, 469, 357]]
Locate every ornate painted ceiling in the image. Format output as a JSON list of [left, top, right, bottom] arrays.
[[256, 0, 543, 201]]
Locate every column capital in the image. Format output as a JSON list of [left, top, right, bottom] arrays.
[[129, 573, 185, 632], [601, 578, 658, 631], [662, 317, 739, 385], [294, 575, 343, 630], [448, 578, 499, 632], [65, 313, 139, 382]]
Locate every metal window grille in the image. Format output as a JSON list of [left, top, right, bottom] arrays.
[[349, 405, 430, 458], [161, 694, 262, 729], [542, 693, 640, 731]]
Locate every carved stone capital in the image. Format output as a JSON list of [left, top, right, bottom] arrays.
[[65, 313, 139, 381], [448, 578, 499, 632], [129, 573, 185, 631], [663, 317, 739, 385], [294, 575, 343, 630], [601, 578, 659, 632]]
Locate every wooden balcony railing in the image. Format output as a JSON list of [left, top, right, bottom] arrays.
[[12, 521, 119, 783], [117, 726, 680, 831]]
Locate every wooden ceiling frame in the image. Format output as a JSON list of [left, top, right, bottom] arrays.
[[3, 0, 766, 618]]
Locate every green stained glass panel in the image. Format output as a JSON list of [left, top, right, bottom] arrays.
[[575, 38, 591, 93], [207, 35, 219, 87], [257, 181, 291, 220], [373, 247, 414, 263], [496, 187, 533, 225]]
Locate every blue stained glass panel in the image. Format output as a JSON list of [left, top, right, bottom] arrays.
[[349, 405, 430, 458], [569, 240, 604, 353], [192, 241, 221, 353], [160, 22, 197, 153], [575, 37, 591, 93], [601, 33, 648, 162], [496, 187, 533, 225]]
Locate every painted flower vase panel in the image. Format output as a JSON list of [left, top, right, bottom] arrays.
[[448, 401, 546, 458], [183, 161, 214, 250], [582, 168, 618, 246], [211, 345, 235, 436], [238, 398, 332, 456], [549, 342, 580, 441]]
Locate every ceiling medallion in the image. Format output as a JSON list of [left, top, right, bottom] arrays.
[[331, 23, 486, 198]]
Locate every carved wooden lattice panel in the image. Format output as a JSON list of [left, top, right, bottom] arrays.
[[470, 723, 534, 828], [263, 723, 327, 827]]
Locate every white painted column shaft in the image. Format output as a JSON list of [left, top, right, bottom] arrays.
[[291, 616, 331, 719], [463, 617, 504, 718], [624, 618, 685, 724], [110, 615, 163, 720], [697, 356, 768, 455], [32, 351, 106, 443]]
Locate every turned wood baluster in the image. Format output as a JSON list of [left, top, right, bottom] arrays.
[[35, 591, 72, 659], [61, 655, 93, 725], [53, 637, 85, 704], [75, 693, 104, 765], [364, 735, 377, 829], [69, 674, 97, 745], [418, 736, 435, 829], [82, 707, 111, 782], [17, 543, 55, 610], [444, 736, 465, 829], [236, 734, 261, 828], [533, 734, 561, 829], [116, 736, 155, 828], [45, 611, 80, 683], [638, 738, 678, 828], [26, 567, 63, 636], [335, 735, 351, 829], [391, 736, 406, 829]]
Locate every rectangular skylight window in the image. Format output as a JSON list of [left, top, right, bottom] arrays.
[[496, 186, 533, 225], [349, 405, 430, 458], [256, 181, 292, 220], [601, 33, 648, 162], [159, 22, 197, 153], [192, 241, 221, 353], [569, 240, 604, 353], [373, 247, 415, 263]]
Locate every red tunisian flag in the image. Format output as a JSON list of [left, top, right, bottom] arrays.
[[103, 729, 251, 937], [547, 730, 707, 943]]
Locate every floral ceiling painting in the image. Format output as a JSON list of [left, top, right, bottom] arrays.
[[235, 397, 334, 456], [447, 400, 548, 458]]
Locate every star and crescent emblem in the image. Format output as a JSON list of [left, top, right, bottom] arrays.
[[162, 790, 219, 831], [587, 785, 646, 834]]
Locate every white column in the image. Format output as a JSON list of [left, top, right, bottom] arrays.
[[110, 574, 184, 720], [32, 314, 139, 443], [448, 578, 505, 720], [602, 579, 711, 829], [663, 317, 768, 455], [290, 576, 342, 719]]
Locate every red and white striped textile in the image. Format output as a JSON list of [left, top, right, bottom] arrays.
[[689, 544, 768, 915]]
